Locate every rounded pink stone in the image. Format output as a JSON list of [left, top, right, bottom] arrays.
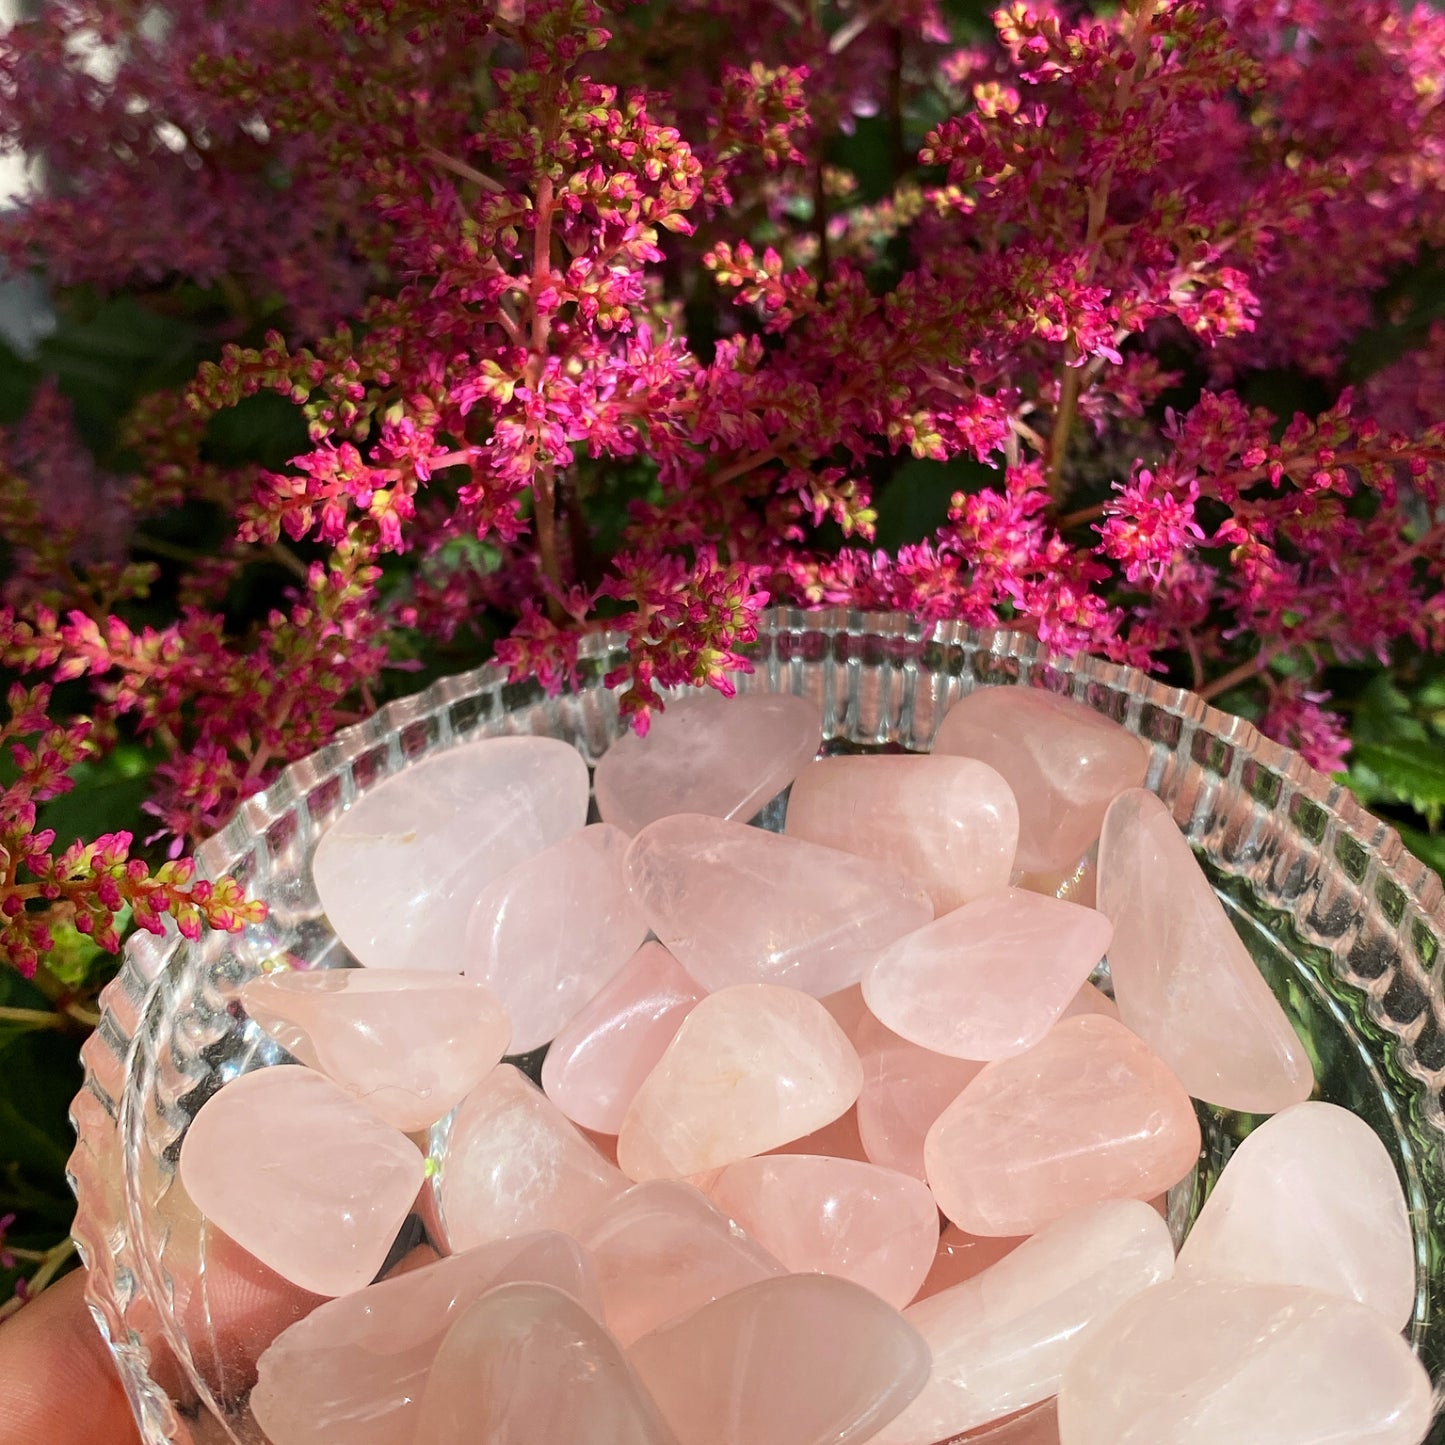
[[1015, 846, 1098, 910], [240, 968, 511, 1133], [617, 984, 864, 1180], [864, 888, 1112, 1060], [178, 1065, 425, 1298], [707, 1153, 939, 1309], [916, 1225, 1025, 1302], [784, 754, 1019, 914], [924, 1015, 1201, 1236], [541, 941, 703, 1135]]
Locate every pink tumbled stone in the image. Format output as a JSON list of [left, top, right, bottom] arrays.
[[251, 1232, 601, 1445], [463, 823, 649, 1052], [1098, 788, 1314, 1114], [821, 983, 871, 1040], [772, 1104, 869, 1162], [579, 1180, 784, 1345], [595, 690, 822, 836], [416, 1282, 679, 1445], [924, 1015, 1201, 1236], [1015, 850, 1098, 910], [240, 969, 510, 1133], [784, 754, 1019, 914], [542, 941, 704, 1134], [313, 735, 589, 971], [934, 687, 1148, 875], [1057, 1280, 1434, 1445], [875, 1200, 1175, 1444], [864, 888, 1112, 1060], [917, 1225, 1024, 1302], [707, 1154, 939, 1309], [432, 1064, 627, 1253], [625, 813, 933, 996], [617, 984, 864, 1180], [628, 1273, 931, 1445], [179, 1065, 424, 1298]]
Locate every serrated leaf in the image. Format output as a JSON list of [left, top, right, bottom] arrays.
[[1349, 739, 1445, 824]]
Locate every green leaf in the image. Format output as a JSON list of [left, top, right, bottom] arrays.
[[0, 971, 61, 1053], [873, 456, 994, 551], [1349, 739, 1445, 825]]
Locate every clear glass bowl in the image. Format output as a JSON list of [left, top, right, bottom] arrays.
[[67, 608, 1445, 1445]]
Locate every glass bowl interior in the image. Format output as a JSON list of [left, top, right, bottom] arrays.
[[68, 607, 1445, 1445]]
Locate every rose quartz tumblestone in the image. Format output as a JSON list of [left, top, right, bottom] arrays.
[[251, 1232, 601, 1445], [864, 888, 1112, 1060], [463, 823, 649, 1052], [178, 1065, 424, 1298], [924, 1015, 1201, 1236], [874, 1200, 1175, 1444], [1016, 850, 1098, 910], [933, 686, 1149, 875], [916, 1225, 1025, 1302], [1097, 788, 1314, 1114], [772, 1104, 870, 1162], [416, 1282, 680, 1445], [784, 754, 1019, 914], [312, 735, 589, 971], [240, 969, 511, 1133], [1057, 1280, 1434, 1445], [595, 690, 822, 836], [628, 1274, 931, 1445], [625, 813, 933, 996], [707, 1154, 939, 1309], [618, 984, 864, 1180]]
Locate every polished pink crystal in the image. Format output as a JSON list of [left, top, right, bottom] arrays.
[[706, 1153, 938, 1309], [312, 735, 589, 971], [821, 983, 871, 1040], [541, 941, 703, 1135], [771, 1105, 869, 1163], [625, 813, 932, 996], [924, 1015, 1201, 1236], [239, 968, 510, 1133], [178, 1065, 425, 1297], [595, 690, 822, 836], [916, 1225, 1024, 1302], [1057, 1280, 1434, 1445], [1097, 787, 1315, 1113], [628, 1274, 931, 1445], [934, 686, 1149, 875], [1015, 850, 1098, 910], [864, 888, 1112, 1060], [617, 984, 864, 1180], [463, 822, 649, 1052], [784, 754, 1019, 914]]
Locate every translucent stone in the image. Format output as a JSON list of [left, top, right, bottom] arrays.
[[313, 735, 589, 971], [924, 1016, 1200, 1236], [579, 1180, 785, 1345], [432, 1064, 627, 1253], [771, 1105, 869, 1163], [251, 1232, 601, 1445], [416, 1283, 679, 1445], [178, 1065, 425, 1298], [875, 1200, 1175, 1444], [864, 888, 1113, 1060], [1016, 849, 1097, 910], [1097, 788, 1315, 1113], [239, 969, 511, 1133], [1057, 1280, 1434, 1445], [916, 1225, 1024, 1303], [628, 1274, 931, 1445], [784, 754, 1019, 914], [821, 983, 871, 1040], [1175, 1101, 1414, 1328], [595, 690, 822, 836], [707, 1154, 939, 1309], [463, 823, 649, 1052], [617, 984, 864, 1180], [625, 813, 932, 996]]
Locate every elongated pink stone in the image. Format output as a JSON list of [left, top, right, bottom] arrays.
[[312, 735, 589, 971], [864, 888, 1112, 1060], [625, 813, 933, 996], [617, 984, 864, 1180], [1097, 788, 1314, 1113], [251, 1232, 601, 1445], [542, 942, 704, 1135], [924, 1016, 1200, 1236], [179, 1065, 424, 1298], [595, 690, 822, 836], [463, 823, 649, 1052], [784, 754, 1019, 914], [628, 1274, 931, 1445], [934, 687, 1149, 875], [240, 969, 511, 1133]]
